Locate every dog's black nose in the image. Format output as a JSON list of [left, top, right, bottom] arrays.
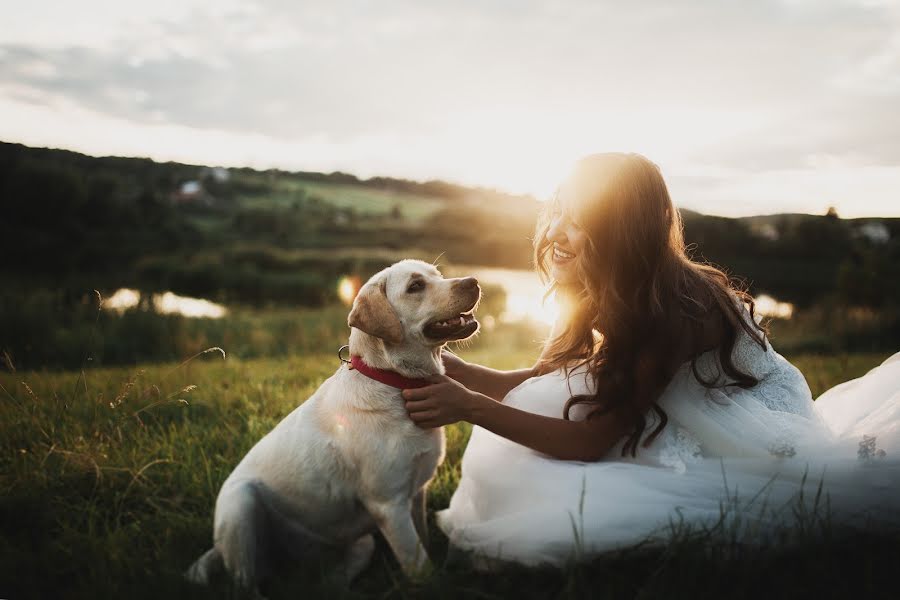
[[458, 277, 479, 290]]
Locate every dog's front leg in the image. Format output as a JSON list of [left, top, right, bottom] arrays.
[[411, 487, 429, 546], [365, 498, 431, 578]]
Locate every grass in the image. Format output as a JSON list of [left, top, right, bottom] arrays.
[[234, 173, 446, 222], [0, 323, 897, 598]]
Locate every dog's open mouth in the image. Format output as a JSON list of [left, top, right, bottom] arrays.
[[424, 311, 479, 341]]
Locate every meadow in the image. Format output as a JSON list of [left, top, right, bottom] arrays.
[[1, 306, 898, 600], [2, 141, 899, 598]]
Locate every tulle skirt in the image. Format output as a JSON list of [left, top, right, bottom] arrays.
[[437, 353, 900, 567]]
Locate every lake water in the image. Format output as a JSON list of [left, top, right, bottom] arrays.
[[752, 294, 794, 319], [445, 266, 794, 323], [103, 269, 793, 324], [444, 266, 559, 325], [103, 288, 227, 318]]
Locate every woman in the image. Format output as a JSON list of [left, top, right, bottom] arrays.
[[403, 153, 900, 566]]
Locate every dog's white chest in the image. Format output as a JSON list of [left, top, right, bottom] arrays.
[[320, 380, 446, 496]]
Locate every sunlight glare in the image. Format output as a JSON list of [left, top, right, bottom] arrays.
[[103, 288, 227, 318], [504, 292, 560, 326], [338, 276, 360, 306], [105, 288, 140, 311], [335, 413, 348, 433], [754, 294, 794, 320], [155, 292, 227, 319], [449, 266, 559, 327]]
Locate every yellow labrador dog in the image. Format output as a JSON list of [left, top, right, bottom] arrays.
[[186, 259, 480, 593]]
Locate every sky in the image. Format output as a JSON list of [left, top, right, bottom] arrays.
[[1, 0, 899, 217]]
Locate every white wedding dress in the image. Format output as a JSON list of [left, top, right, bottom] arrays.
[[438, 323, 900, 567]]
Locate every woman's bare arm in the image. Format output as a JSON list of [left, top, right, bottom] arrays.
[[403, 373, 628, 460], [469, 350, 680, 460], [468, 394, 626, 461], [405, 346, 677, 462], [442, 350, 536, 401]]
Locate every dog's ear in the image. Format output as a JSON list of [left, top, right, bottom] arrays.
[[348, 280, 404, 344]]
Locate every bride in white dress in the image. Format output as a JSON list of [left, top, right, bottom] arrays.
[[403, 153, 900, 567]]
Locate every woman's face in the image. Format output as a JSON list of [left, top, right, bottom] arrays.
[[546, 198, 589, 286]]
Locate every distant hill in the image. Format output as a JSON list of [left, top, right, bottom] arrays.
[[1, 140, 897, 309], [0, 141, 540, 302], [0, 140, 537, 209]]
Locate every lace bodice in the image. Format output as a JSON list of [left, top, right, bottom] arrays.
[[689, 319, 816, 418]]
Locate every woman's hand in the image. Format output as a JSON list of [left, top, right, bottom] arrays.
[[439, 351, 537, 401], [440, 350, 470, 382], [403, 375, 487, 429]]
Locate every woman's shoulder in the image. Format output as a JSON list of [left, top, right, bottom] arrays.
[[530, 361, 595, 394], [679, 294, 777, 383]]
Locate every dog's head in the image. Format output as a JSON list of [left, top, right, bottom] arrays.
[[348, 259, 480, 348]]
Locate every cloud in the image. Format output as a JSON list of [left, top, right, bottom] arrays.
[[0, 0, 898, 215]]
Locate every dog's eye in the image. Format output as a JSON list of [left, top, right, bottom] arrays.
[[406, 280, 425, 293]]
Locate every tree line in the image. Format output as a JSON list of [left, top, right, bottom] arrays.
[[1, 141, 897, 310]]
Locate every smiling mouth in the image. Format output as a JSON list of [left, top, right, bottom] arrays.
[[424, 311, 479, 341], [553, 243, 576, 261]]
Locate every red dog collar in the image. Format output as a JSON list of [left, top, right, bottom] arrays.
[[349, 355, 431, 390]]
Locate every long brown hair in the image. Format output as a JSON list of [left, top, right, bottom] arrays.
[[534, 153, 767, 457]]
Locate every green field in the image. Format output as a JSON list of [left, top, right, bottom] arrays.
[[239, 178, 445, 221], [3, 138, 899, 599], [1, 313, 897, 599]]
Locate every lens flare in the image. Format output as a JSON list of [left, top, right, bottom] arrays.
[[337, 276, 361, 305]]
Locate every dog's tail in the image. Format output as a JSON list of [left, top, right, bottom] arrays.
[[185, 547, 224, 585]]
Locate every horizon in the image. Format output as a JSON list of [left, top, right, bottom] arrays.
[[2, 1, 900, 218], [6, 137, 895, 221]]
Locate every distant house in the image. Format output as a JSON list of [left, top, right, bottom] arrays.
[[856, 222, 890, 244], [202, 166, 230, 183], [172, 180, 214, 206], [180, 181, 203, 196]]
